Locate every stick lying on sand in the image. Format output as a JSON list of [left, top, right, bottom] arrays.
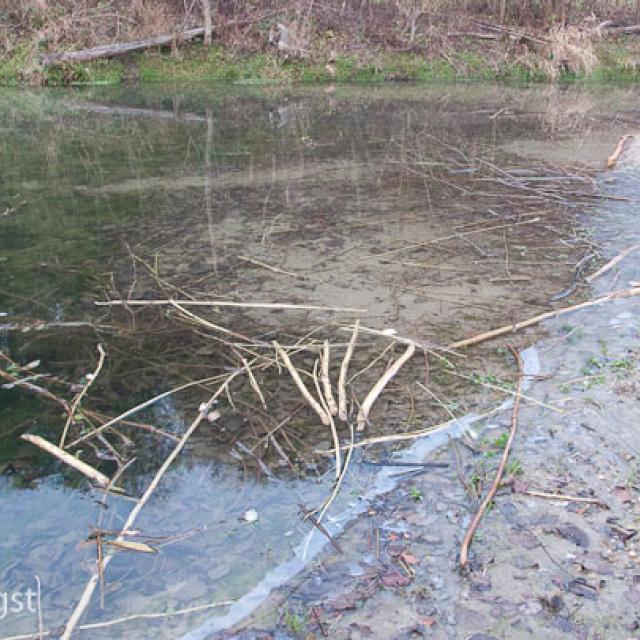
[[585, 245, 640, 283], [21, 434, 111, 487], [449, 286, 640, 350], [460, 346, 523, 568], [95, 298, 367, 313]]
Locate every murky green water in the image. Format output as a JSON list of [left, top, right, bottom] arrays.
[[1, 83, 638, 638]]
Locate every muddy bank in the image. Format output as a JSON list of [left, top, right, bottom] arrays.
[[223, 151, 640, 639]]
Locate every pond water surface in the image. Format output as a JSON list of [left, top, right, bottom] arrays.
[[0, 83, 638, 639]]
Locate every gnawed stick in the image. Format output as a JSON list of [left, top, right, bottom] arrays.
[[338, 320, 359, 421], [60, 390, 227, 639], [460, 346, 523, 569], [273, 341, 330, 426], [312, 359, 341, 479], [96, 298, 367, 313], [585, 245, 640, 283], [320, 340, 338, 415], [60, 344, 107, 447], [357, 343, 415, 431], [21, 434, 110, 487], [607, 134, 635, 169], [449, 286, 640, 350]]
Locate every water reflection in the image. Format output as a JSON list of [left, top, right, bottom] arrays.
[[0, 83, 638, 637]]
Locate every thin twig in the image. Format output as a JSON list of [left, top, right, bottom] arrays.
[[312, 359, 341, 479], [299, 503, 343, 554], [65, 374, 227, 448], [59, 371, 238, 639], [238, 255, 300, 278], [585, 245, 640, 283], [520, 489, 607, 508], [449, 286, 640, 350], [96, 298, 366, 313], [170, 300, 257, 343], [315, 409, 496, 455], [0, 599, 235, 640], [460, 345, 523, 569], [60, 344, 106, 447]]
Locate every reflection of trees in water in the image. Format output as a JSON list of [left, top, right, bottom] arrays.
[[538, 87, 595, 138], [2, 84, 639, 489]]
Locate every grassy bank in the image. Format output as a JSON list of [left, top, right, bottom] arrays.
[[2, 39, 640, 87], [2, 0, 640, 87]]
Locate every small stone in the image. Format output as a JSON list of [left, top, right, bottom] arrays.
[[243, 508, 259, 523]]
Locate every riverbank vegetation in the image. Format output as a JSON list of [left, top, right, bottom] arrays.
[[1, 0, 640, 85]]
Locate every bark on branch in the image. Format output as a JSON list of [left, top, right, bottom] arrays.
[[41, 27, 207, 68]]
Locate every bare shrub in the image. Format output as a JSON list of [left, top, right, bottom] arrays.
[[544, 24, 597, 78]]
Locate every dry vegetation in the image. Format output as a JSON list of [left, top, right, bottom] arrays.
[[1, 1, 640, 81]]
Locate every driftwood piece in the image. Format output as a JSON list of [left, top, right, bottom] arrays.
[[41, 27, 206, 68], [21, 434, 110, 487]]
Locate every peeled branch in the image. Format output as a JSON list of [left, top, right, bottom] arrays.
[[357, 343, 416, 431], [21, 434, 111, 487], [607, 134, 635, 169]]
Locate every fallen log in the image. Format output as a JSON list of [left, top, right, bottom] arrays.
[[600, 24, 640, 37], [41, 27, 206, 68]]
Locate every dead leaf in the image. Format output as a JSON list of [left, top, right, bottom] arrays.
[[104, 540, 157, 554], [381, 573, 411, 587], [400, 551, 419, 565], [615, 486, 633, 504]]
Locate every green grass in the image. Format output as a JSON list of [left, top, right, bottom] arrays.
[[2, 39, 640, 86]]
